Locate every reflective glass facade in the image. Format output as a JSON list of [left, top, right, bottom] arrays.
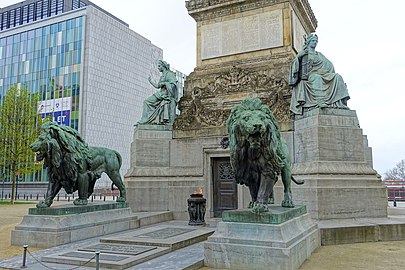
[[0, 16, 84, 182], [1, 2, 164, 186], [0, 16, 83, 130], [0, 0, 88, 31]]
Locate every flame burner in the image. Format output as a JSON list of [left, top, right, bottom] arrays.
[[188, 187, 206, 226]]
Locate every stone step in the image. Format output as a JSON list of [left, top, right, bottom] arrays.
[[40, 222, 215, 269], [318, 216, 405, 245], [101, 224, 215, 249]]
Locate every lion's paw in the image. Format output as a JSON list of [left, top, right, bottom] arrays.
[[281, 199, 295, 208], [268, 197, 275, 204], [282, 192, 295, 208], [116, 197, 126, 203], [251, 202, 269, 213], [73, 198, 88, 206], [36, 200, 52, 208]]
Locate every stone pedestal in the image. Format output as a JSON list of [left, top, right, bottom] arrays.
[[204, 206, 320, 270], [11, 202, 138, 248], [285, 109, 388, 220], [125, 124, 214, 219]]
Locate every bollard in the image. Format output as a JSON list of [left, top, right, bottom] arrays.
[[57, 194, 60, 201], [95, 250, 100, 270], [21, 244, 28, 268], [394, 198, 397, 207], [103, 196, 106, 201], [36, 194, 38, 200], [68, 196, 70, 202], [91, 196, 94, 202]]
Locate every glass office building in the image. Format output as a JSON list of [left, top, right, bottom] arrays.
[[0, 17, 83, 129], [0, 0, 166, 185]]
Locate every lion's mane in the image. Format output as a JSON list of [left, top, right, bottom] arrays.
[[37, 122, 92, 194], [226, 98, 285, 186]]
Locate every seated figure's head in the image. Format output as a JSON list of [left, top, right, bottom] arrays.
[[303, 33, 318, 50], [158, 60, 170, 71]]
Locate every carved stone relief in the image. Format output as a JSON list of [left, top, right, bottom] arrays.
[[174, 67, 291, 131]]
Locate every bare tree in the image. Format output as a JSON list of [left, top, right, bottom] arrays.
[[384, 159, 405, 180]]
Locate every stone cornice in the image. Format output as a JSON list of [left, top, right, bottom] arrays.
[[185, 0, 317, 30]]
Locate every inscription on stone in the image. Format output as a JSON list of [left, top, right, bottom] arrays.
[[135, 140, 169, 167], [201, 9, 283, 59], [137, 228, 195, 239], [242, 16, 259, 50], [222, 19, 241, 56], [202, 24, 221, 58], [292, 11, 306, 52], [80, 244, 156, 256], [61, 251, 128, 262]]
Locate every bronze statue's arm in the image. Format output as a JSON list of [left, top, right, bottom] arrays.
[[148, 76, 159, 89]]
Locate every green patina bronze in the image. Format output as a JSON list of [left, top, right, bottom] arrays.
[[222, 205, 307, 224], [28, 202, 128, 215], [289, 33, 350, 115], [227, 98, 304, 213], [138, 60, 178, 125], [30, 122, 126, 208]]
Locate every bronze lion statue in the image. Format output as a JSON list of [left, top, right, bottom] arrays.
[[227, 98, 304, 213], [30, 122, 126, 208]]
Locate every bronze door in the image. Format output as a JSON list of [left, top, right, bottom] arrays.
[[213, 157, 237, 217]]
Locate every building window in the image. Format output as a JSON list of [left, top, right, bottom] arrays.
[[28, 3, 35, 23], [72, 0, 87, 10]]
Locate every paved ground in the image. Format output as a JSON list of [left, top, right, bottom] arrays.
[[1, 201, 405, 269]]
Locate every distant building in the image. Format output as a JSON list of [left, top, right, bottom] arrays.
[[0, 0, 180, 186], [384, 179, 405, 201]]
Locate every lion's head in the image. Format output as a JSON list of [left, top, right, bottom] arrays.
[[30, 122, 90, 192], [226, 98, 283, 185]]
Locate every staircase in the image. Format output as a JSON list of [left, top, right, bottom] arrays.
[[40, 212, 215, 270]]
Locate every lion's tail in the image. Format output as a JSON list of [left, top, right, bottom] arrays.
[[291, 176, 304, 185], [114, 150, 122, 168]]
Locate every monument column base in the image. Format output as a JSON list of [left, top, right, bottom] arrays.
[[289, 109, 388, 220], [204, 206, 320, 270]]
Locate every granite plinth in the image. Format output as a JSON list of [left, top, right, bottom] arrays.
[[204, 210, 320, 270], [222, 205, 306, 224], [28, 202, 129, 215], [11, 204, 139, 248]]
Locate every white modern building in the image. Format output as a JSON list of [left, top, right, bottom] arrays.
[[0, 0, 171, 186]]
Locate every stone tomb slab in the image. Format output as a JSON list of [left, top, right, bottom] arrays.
[[101, 224, 215, 250], [79, 243, 156, 255], [41, 244, 170, 270]]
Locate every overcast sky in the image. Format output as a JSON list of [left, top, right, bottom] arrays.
[[2, 0, 404, 176]]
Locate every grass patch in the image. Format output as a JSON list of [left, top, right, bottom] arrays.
[[0, 201, 36, 205]]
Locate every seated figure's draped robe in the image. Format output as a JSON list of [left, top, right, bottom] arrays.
[[139, 69, 178, 124], [289, 51, 350, 115]]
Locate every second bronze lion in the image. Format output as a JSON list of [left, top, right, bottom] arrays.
[[227, 98, 304, 213]]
